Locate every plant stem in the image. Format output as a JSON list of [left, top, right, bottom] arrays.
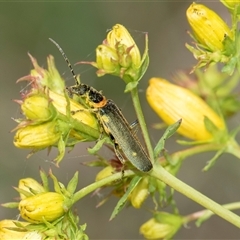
[[150, 166, 240, 228], [164, 143, 223, 165], [131, 87, 154, 161], [184, 202, 240, 224], [73, 170, 135, 204], [73, 164, 240, 228]]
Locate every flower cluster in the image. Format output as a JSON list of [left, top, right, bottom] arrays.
[[1, 170, 88, 239], [80, 24, 149, 88], [13, 54, 99, 165]]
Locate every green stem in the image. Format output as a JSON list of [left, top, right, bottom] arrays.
[[150, 166, 240, 228], [73, 163, 240, 228], [165, 143, 224, 165], [131, 87, 154, 161], [73, 170, 135, 203]]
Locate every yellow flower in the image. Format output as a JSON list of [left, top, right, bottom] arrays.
[[140, 212, 183, 239], [14, 121, 62, 149], [0, 220, 29, 240], [18, 178, 46, 200], [130, 177, 149, 209], [186, 3, 233, 51], [146, 78, 225, 141], [19, 192, 65, 223]]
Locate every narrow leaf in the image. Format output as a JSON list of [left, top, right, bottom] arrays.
[[154, 119, 182, 158], [110, 176, 142, 220]]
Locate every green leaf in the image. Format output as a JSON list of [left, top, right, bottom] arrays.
[[124, 81, 139, 92], [204, 116, 218, 132], [229, 124, 240, 138], [1, 202, 19, 208], [109, 176, 142, 220], [203, 148, 225, 171], [40, 168, 50, 191], [204, 116, 226, 141], [67, 172, 79, 195], [49, 170, 62, 194], [83, 159, 108, 167], [154, 119, 182, 159], [55, 136, 66, 166], [195, 210, 213, 227], [221, 56, 237, 75], [88, 137, 111, 154], [223, 35, 235, 57], [138, 55, 149, 82], [14, 187, 34, 198], [177, 139, 210, 145]]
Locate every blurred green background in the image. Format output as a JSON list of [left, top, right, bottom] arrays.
[[1, 1, 240, 239]]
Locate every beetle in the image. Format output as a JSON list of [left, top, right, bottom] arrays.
[[49, 38, 153, 172]]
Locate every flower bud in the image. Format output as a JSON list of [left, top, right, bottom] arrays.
[[14, 121, 62, 149], [94, 45, 120, 77], [186, 3, 233, 51], [140, 212, 183, 239], [25, 54, 65, 94], [130, 177, 149, 208], [95, 165, 115, 182], [107, 24, 141, 68], [18, 178, 45, 200], [19, 192, 65, 223], [146, 78, 225, 141], [0, 220, 29, 240], [82, 24, 149, 83], [21, 95, 56, 121]]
